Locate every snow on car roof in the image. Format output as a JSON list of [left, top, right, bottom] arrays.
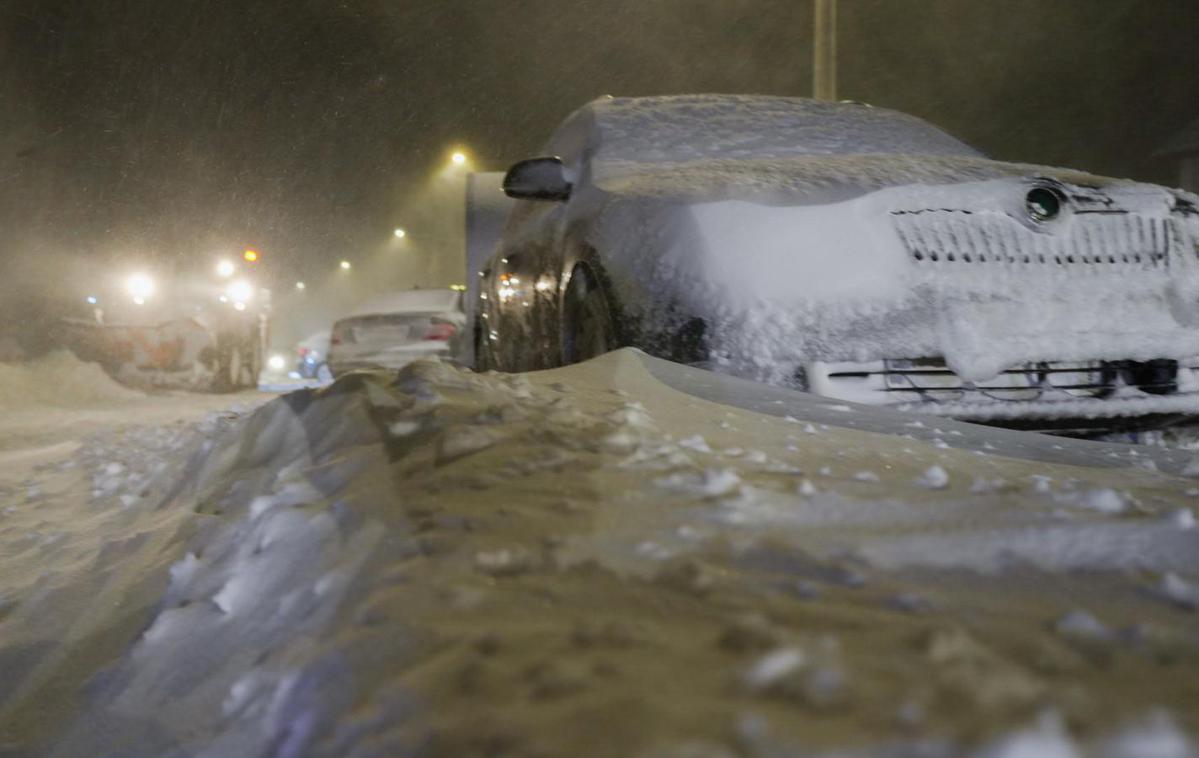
[[347, 289, 461, 317], [547, 94, 983, 165]]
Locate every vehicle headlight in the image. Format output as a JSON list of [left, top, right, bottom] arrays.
[[227, 279, 254, 303], [126, 273, 155, 302], [1025, 185, 1064, 223]]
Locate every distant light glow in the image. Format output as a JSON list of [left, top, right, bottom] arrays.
[[227, 279, 254, 303], [126, 273, 155, 301], [340, 260, 352, 270], [218, 295, 229, 303], [268, 354, 286, 371], [295, 281, 306, 290], [243, 249, 259, 263], [449, 284, 466, 291], [393, 228, 406, 239], [451, 151, 467, 166], [216, 259, 235, 277], [534, 277, 552, 292], [233, 301, 247, 311], [86, 295, 98, 305]]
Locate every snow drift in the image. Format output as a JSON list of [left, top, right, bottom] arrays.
[[2, 350, 1198, 756], [0, 350, 143, 408]]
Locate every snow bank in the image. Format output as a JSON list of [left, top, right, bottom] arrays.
[[0, 350, 143, 408], [2, 349, 1197, 755]]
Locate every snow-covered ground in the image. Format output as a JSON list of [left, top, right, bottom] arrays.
[[1, 349, 1198, 756]]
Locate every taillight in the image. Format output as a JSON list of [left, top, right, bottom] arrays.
[[425, 321, 457, 341]]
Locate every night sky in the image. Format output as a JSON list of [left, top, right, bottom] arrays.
[[4, 0, 1199, 328]]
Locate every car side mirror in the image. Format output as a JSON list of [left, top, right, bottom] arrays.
[[503, 157, 572, 201]]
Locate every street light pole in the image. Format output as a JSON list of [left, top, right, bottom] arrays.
[[813, 0, 836, 101]]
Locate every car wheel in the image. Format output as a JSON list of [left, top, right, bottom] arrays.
[[563, 265, 616, 364], [316, 362, 333, 383]]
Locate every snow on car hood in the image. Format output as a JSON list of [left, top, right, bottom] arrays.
[[588, 158, 1199, 386]]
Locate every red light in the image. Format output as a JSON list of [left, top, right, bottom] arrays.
[[425, 322, 457, 341]]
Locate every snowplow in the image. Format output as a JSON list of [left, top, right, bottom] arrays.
[[61, 265, 269, 392]]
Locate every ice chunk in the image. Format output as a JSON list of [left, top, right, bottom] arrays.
[[606, 402, 654, 429], [742, 647, 805, 691], [1181, 456, 1199, 479], [436, 426, 504, 465], [655, 468, 742, 498], [1163, 507, 1195, 530], [1074, 488, 1129, 515], [474, 547, 537, 577], [1095, 711, 1195, 758], [677, 435, 712, 453], [387, 420, 421, 437], [1156, 573, 1199, 610], [971, 711, 1079, 758], [1030, 475, 1054, 495], [1053, 610, 1112, 642], [917, 465, 949, 490]]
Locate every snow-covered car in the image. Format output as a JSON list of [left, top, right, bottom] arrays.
[[475, 94, 1199, 426], [328, 289, 465, 377], [295, 329, 332, 382]]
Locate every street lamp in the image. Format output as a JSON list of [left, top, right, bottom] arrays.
[[295, 281, 306, 290], [340, 260, 352, 270], [393, 228, 406, 239], [813, 0, 837, 101], [451, 151, 467, 166]]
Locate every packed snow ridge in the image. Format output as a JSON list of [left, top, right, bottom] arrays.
[[1, 350, 1197, 756]]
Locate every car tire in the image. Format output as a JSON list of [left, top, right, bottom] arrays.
[[562, 265, 617, 365]]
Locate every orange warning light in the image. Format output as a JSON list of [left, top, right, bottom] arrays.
[[243, 249, 259, 263]]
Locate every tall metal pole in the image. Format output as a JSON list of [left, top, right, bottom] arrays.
[[813, 0, 837, 101]]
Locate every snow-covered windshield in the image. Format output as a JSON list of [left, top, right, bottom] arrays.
[[556, 95, 983, 167]]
